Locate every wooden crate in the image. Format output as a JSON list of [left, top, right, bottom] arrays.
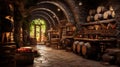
[[16, 52, 34, 65]]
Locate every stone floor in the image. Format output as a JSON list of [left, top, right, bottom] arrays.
[[19, 45, 119, 67]]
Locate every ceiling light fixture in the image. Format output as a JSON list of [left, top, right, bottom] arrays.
[[57, 8, 60, 11], [79, 2, 82, 6]]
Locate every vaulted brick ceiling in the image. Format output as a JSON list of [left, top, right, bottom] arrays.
[[0, 0, 109, 29]]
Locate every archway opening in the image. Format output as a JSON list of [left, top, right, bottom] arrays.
[[30, 18, 46, 44]]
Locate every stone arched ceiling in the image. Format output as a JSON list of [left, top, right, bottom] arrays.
[[28, 0, 77, 28], [1, 0, 110, 31], [30, 11, 56, 26], [37, 1, 75, 23], [29, 8, 60, 25]]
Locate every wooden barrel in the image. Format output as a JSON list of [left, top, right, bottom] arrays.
[[81, 42, 91, 58], [87, 16, 94, 22], [64, 38, 73, 47], [103, 48, 120, 65], [97, 6, 106, 14], [94, 14, 103, 21], [72, 41, 79, 53], [103, 10, 115, 19], [89, 9, 96, 16], [102, 53, 115, 65], [76, 42, 84, 55]]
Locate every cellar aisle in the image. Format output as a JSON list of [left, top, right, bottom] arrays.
[[24, 45, 118, 67]]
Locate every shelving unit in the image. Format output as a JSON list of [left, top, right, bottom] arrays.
[[60, 22, 75, 50], [48, 29, 60, 49], [60, 23, 75, 38], [74, 18, 118, 59], [77, 18, 117, 39]]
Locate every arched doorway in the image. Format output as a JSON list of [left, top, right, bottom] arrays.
[[30, 18, 46, 44]]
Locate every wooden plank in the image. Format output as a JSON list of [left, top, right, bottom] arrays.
[[80, 19, 116, 25]]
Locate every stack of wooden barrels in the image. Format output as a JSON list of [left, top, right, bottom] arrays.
[[103, 6, 115, 20], [87, 9, 96, 22], [87, 6, 115, 23], [72, 41, 98, 59], [94, 6, 104, 21], [86, 5, 116, 39]]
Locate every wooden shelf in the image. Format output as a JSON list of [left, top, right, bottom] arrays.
[[82, 29, 118, 36], [62, 36, 73, 39], [51, 42, 59, 44], [51, 38, 60, 41], [81, 19, 116, 26], [74, 38, 116, 42]]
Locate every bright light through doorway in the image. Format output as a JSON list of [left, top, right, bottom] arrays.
[[30, 19, 46, 43]]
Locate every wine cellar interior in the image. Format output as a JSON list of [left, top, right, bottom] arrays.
[[0, 0, 120, 67]]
